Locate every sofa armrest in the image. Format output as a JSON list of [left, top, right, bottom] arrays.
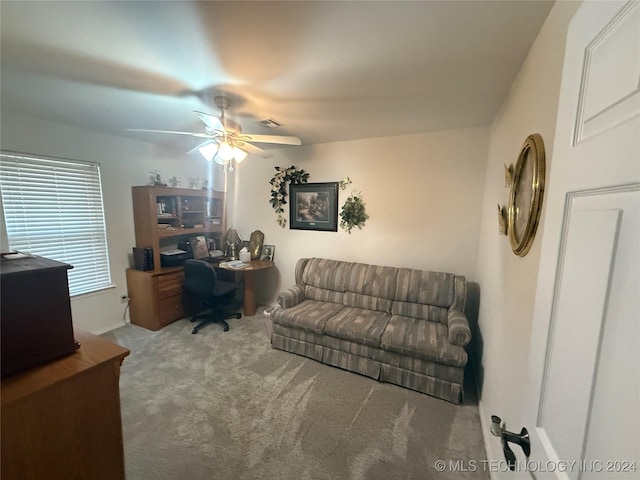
[[447, 310, 471, 347], [276, 284, 306, 309]]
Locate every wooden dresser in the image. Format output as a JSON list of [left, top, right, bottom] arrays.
[[1, 330, 130, 480]]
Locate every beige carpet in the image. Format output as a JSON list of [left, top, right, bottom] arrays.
[[104, 309, 488, 480]]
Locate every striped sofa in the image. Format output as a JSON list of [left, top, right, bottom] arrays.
[[269, 258, 471, 403]]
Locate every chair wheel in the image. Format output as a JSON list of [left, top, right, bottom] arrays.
[[223, 325, 229, 332], [191, 328, 198, 334], [235, 313, 241, 319]]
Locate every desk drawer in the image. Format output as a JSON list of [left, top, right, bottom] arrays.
[[158, 295, 189, 325], [155, 272, 185, 300]]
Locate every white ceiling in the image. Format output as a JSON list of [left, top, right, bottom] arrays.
[[0, 1, 554, 154]]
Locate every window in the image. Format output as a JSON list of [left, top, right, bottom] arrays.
[[0, 151, 112, 296]]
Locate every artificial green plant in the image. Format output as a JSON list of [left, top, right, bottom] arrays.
[[269, 166, 309, 227]]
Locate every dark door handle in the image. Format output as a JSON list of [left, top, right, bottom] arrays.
[[490, 415, 531, 471]]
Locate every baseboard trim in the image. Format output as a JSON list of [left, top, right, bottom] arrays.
[[477, 398, 499, 480], [473, 362, 499, 480], [93, 320, 128, 335]]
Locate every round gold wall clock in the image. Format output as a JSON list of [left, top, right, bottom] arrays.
[[508, 133, 545, 257]]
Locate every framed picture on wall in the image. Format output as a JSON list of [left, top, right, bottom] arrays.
[[289, 182, 339, 232]]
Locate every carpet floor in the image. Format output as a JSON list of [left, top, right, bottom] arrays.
[[104, 309, 488, 480]]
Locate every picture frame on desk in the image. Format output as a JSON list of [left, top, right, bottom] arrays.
[[261, 245, 275, 261], [189, 235, 209, 259]]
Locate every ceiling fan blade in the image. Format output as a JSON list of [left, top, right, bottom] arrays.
[[187, 140, 216, 155], [194, 110, 224, 132], [240, 134, 302, 146], [236, 142, 273, 159], [127, 128, 212, 139]]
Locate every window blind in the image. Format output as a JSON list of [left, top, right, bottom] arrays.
[[0, 151, 112, 296]]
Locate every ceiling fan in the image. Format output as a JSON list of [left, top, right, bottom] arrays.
[[128, 96, 301, 170]]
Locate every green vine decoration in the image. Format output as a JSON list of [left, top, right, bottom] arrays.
[[340, 190, 368, 234], [339, 176, 352, 190], [269, 165, 309, 227]]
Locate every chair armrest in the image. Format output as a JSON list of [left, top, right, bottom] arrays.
[[447, 310, 471, 347], [263, 302, 281, 318], [276, 284, 305, 309]]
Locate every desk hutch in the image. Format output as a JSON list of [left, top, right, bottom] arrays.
[[126, 186, 227, 330]]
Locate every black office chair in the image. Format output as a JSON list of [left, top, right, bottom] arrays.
[[183, 259, 241, 334]]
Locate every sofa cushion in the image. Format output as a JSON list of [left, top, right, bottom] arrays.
[[271, 299, 344, 334], [272, 323, 325, 345], [394, 269, 455, 308], [390, 302, 449, 324], [324, 307, 391, 348], [320, 335, 464, 385], [380, 315, 467, 367], [301, 258, 351, 291], [321, 335, 382, 360], [344, 262, 398, 299], [343, 292, 392, 313], [305, 285, 345, 304]]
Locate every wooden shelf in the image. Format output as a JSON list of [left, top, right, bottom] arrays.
[[157, 225, 225, 238], [132, 186, 227, 270]]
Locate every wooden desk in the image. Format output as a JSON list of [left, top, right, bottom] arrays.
[[1, 330, 130, 480], [127, 266, 193, 330], [219, 259, 274, 316]]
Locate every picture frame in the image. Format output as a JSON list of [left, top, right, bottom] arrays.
[[261, 244, 275, 261], [189, 235, 209, 259], [289, 182, 339, 232]]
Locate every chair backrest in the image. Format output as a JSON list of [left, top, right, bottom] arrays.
[[183, 259, 217, 300]]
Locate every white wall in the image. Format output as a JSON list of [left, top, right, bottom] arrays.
[[1, 111, 488, 333], [473, 0, 582, 472], [230, 127, 489, 305], [0, 110, 221, 333]]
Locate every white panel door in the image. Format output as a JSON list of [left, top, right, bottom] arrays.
[[521, 1, 640, 479]]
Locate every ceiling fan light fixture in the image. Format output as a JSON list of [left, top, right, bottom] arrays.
[[131, 95, 301, 169], [198, 143, 219, 162], [233, 146, 248, 163], [218, 141, 234, 161]]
